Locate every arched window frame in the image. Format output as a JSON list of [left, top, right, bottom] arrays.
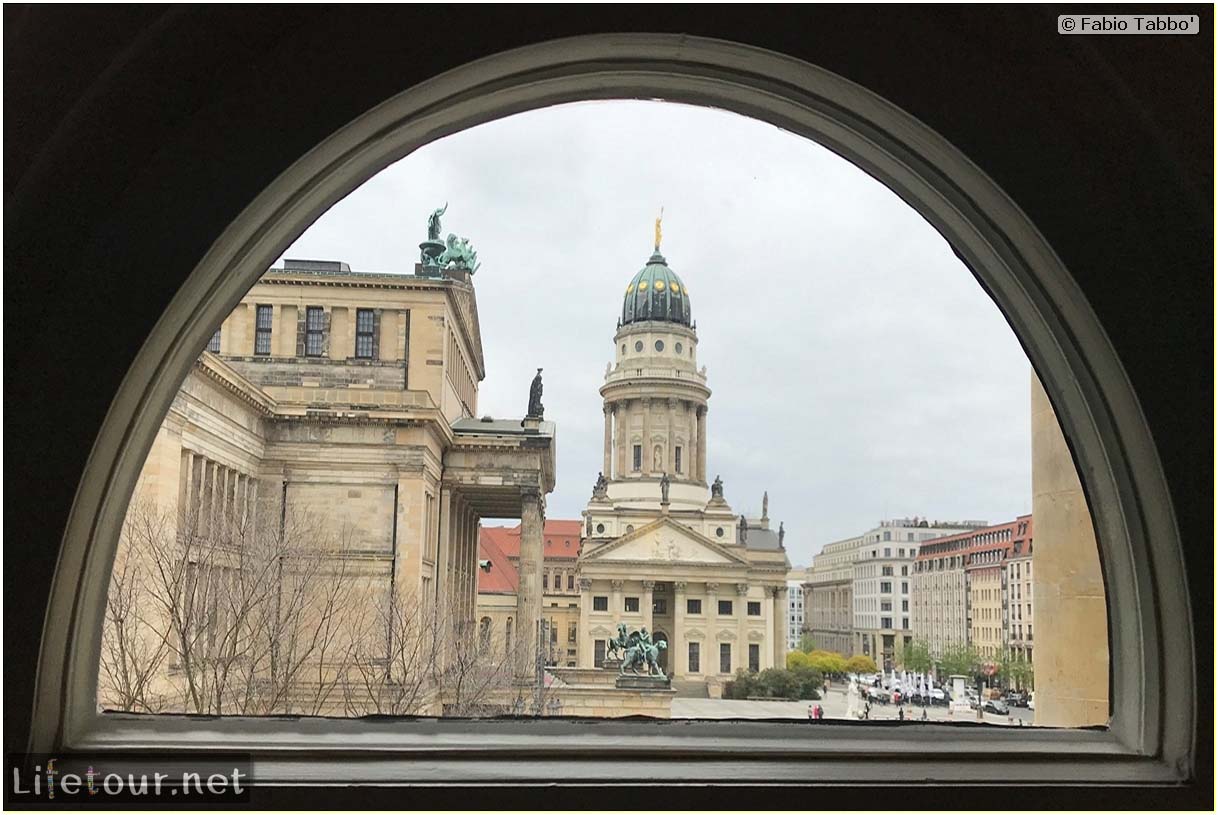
[[30, 33, 1193, 788]]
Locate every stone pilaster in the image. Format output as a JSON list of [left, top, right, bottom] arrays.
[[667, 397, 678, 474], [687, 401, 698, 480], [1031, 372, 1109, 726], [611, 579, 624, 619]]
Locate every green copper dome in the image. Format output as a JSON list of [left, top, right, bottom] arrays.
[[621, 252, 692, 327]]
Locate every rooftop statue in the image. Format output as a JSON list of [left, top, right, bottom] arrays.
[[711, 474, 724, 500], [527, 368, 545, 418], [660, 472, 671, 504], [762, 491, 769, 520], [779, 521, 786, 548], [427, 203, 448, 241], [654, 206, 664, 252], [438, 233, 480, 273], [592, 471, 609, 499]]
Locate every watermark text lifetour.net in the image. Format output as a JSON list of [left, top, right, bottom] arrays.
[[7, 753, 251, 804]]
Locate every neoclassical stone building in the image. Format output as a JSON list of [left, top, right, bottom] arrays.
[[575, 241, 791, 688], [109, 251, 556, 712]]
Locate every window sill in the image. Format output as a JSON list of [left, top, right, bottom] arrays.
[[71, 713, 1181, 786]]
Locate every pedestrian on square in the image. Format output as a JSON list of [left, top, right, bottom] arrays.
[[898, 706, 905, 721]]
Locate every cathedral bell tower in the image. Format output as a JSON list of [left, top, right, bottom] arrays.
[[596, 221, 712, 511]]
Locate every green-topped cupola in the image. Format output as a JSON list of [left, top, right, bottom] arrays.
[[620, 212, 692, 327]]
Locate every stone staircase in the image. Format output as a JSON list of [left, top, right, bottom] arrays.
[[672, 678, 710, 698]]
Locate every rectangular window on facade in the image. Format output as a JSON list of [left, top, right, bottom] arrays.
[[747, 601, 761, 616], [902, 600, 909, 612], [719, 643, 731, 674], [674, 446, 682, 473], [749, 643, 760, 673], [594, 640, 606, 668], [653, 598, 667, 615], [567, 574, 574, 591], [593, 596, 608, 611], [207, 327, 221, 353], [901, 581, 909, 594], [543, 573, 549, 590], [902, 617, 909, 629], [632, 445, 642, 471], [688, 641, 700, 673], [881, 600, 892, 612], [717, 599, 733, 616], [624, 596, 639, 613], [882, 616, 893, 629], [880, 581, 892, 593], [568, 623, 577, 643], [882, 566, 893, 576], [254, 304, 273, 355], [687, 598, 702, 615], [305, 306, 325, 356], [355, 308, 375, 358]]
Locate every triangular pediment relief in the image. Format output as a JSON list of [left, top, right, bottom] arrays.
[[684, 628, 705, 639], [748, 629, 767, 641], [580, 517, 749, 566], [589, 624, 613, 637]]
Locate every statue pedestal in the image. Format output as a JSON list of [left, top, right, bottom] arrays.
[[602, 658, 623, 672], [616, 674, 672, 691]]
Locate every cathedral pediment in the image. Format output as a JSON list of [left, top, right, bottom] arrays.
[[581, 517, 749, 566]]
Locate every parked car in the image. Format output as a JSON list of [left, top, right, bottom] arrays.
[[1004, 691, 1029, 708], [983, 699, 1010, 715], [929, 688, 948, 706]]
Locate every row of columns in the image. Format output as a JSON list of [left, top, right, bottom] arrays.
[[601, 399, 708, 481], [435, 489, 480, 627], [179, 450, 257, 539]]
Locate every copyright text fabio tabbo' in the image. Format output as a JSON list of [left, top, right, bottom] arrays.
[[1058, 15, 1199, 34]]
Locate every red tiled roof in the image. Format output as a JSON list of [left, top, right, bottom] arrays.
[[476, 533, 519, 595], [480, 520, 582, 562], [916, 514, 1033, 561]]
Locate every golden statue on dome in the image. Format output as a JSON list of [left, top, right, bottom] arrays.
[[654, 206, 664, 251]]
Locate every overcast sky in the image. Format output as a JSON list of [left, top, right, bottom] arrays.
[[276, 100, 1033, 567]]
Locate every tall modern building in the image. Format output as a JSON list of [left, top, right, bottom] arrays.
[[575, 238, 791, 689], [806, 518, 984, 663]]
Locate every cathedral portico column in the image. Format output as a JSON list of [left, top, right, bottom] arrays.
[[615, 402, 627, 476], [603, 404, 614, 478], [578, 577, 593, 667], [772, 584, 788, 668], [696, 406, 707, 483], [672, 581, 687, 678], [611, 579, 624, 619], [642, 579, 655, 633], [764, 586, 777, 670], [686, 402, 698, 480], [516, 488, 544, 678], [705, 581, 719, 673], [736, 583, 751, 672]]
